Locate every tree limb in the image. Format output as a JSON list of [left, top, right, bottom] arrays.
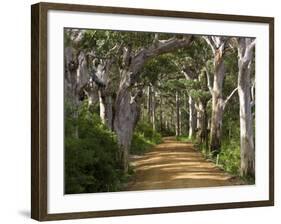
[[194, 103, 201, 111], [90, 71, 106, 88], [130, 35, 193, 75], [223, 87, 238, 109], [203, 36, 216, 54], [243, 39, 256, 63], [205, 65, 213, 95]]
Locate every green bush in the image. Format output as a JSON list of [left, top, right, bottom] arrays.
[[130, 132, 154, 155], [135, 121, 162, 144], [176, 135, 190, 142], [176, 133, 241, 177], [64, 102, 123, 194], [130, 121, 162, 155], [219, 139, 241, 175]]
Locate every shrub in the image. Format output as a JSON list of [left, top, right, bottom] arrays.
[[130, 121, 162, 155], [219, 139, 241, 175], [130, 132, 153, 155], [64, 102, 123, 194], [134, 121, 162, 144], [176, 135, 190, 142]]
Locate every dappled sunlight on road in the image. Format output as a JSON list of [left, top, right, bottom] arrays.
[[125, 137, 243, 191]]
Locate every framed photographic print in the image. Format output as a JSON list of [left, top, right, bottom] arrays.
[[31, 2, 274, 221]]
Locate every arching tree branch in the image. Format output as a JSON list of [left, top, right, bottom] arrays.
[[223, 87, 238, 109]]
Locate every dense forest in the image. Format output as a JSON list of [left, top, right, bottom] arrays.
[[64, 29, 255, 194]]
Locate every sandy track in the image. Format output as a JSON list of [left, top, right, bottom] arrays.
[[125, 137, 242, 191]]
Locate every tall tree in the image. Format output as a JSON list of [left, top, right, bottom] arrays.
[[175, 90, 180, 136], [237, 37, 255, 177], [204, 36, 237, 155], [112, 34, 193, 171]]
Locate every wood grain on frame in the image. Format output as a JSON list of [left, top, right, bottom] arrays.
[[31, 2, 274, 221]]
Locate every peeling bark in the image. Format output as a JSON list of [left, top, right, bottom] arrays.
[[204, 37, 228, 154], [194, 99, 208, 154], [113, 74, 141, 172], [64, 47, 92, 138], [175, 91, 180, 136], [188, 95, 197, 139], [147, 86, 151, 122], [237, 37, 255, 177], [151, 86, 156, 131]]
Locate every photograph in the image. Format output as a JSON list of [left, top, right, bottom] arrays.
[[64, 28, 256, 194]]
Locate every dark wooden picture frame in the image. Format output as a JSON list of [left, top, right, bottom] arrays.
[[31, 2, 274, 221]]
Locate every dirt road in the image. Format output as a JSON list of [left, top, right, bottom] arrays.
[[125, 137, 242, 191]]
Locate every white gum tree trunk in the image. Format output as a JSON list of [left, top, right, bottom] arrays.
[[204, 37, 227, 154], [175, 91, 180, 136], [151, 86, 156, 131], [188, 95, 197, 139], [237, 37, 255, 177], [64, 47, 92, 138], [204, 37, 237, 155]]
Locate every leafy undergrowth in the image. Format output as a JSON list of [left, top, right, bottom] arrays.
[[65, 102, 125, 194], [176, 135, 191, 142], [176, 135, 254, 184], [131, 121, 162, 155]]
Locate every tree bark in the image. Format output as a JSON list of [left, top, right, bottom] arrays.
[[194, 100, 208, 150], [147, 85, 152, 122], [237, 38, 255, 177], [175, 91, 180, 136], [151, 86, 156, 131], [64, 47, 92, 138], [188, 95, 197, 139], [203, 36, 228, 155], [113, 77, 141, 172], [98, 90, 113, 130], [159, 95, 163, 132]]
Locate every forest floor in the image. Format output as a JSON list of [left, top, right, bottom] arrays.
[[125, 137, 244, 191]]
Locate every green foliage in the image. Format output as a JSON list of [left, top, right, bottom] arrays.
[[135, 121, 162, 144], [131, 121, 162, 155], [176, 135, 190, 142], [141, 54, 180, 85], [219, 139, 241, 175], [65, 102, 124, 194], [194, 137, 242, 178], [131, 132, 154, 155]]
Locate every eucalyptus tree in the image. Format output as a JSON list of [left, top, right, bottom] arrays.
[[64, 29, 102, 137], [174, 37, 212, 140], [237, 37, 256, 177], [65, 29, 193, 172], [140, 53, 181, 132], [203, 36, 238, 154]]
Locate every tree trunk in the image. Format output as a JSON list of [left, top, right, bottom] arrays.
[[196, 100, 208, 148], [196, 102, 203, 143], [209, 49, 225, 154], [151, 86, 156, 131], [114, 89, 140, 172], [98, 90, 106, 124], [175, 91, 180, 136], [64, 48, 91, 138], [238, 38, 255, 177], [179, 109, 182, 136], [203, 37, 228, 155], [98, 90, 113, 130], [112, 35, 193, 172], [159, 95, 163, 132], [113, 71, 141, 172], [188, 95, 197, 139], [147, 86, 152, 122], [210, 90, 224, 154]]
